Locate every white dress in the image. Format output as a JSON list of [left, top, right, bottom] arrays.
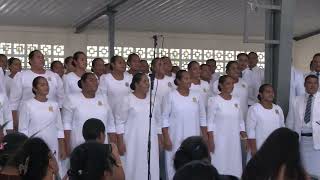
[[207, 95, 245, 178], [4, 74, 13, 96], [211, 78, 249, 118], [62, 93, 116, 150], [98, 73, 132, 116], [0, 67, 5, 94], [246, 103, 285, 149], [0, 93, 13, 133], [62, 72, 82, 95], [115, 93, 161, 180], [18, 98, 64, 176], [190, 80, 211, 110], [162, 90, 206, 180], [9, 70, 64, 110], [152, 75, 175, 106]]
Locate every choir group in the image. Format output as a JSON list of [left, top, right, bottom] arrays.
[[0, 50, 320, 180]]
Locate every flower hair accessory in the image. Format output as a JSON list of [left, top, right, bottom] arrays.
[[18, 156, 30, 175]]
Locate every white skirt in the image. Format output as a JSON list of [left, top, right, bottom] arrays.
[[300, 136, 320, 178]]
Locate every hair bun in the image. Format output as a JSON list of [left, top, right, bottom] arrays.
[[78, 80, 82, 89]]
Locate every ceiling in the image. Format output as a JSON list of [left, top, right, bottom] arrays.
[[0, 0, 318, 37]]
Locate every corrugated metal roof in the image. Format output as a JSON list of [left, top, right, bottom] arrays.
[[0, 0, 318, 36]]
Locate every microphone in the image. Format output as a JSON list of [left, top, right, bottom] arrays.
[[149, 73, 155, 90], [152, 35, 158, 41]]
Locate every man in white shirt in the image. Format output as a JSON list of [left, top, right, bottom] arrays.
[[309, 53, 320, 90], [288, 74, 320, 177], [243, 52, 264, 106], [206, 59, 220, 83]]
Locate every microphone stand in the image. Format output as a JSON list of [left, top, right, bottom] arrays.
[[147, 35, 158, 180]]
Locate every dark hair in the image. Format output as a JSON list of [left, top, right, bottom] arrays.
[[91, 58, 104, 68], [225, 61, 238, 72], [82, 118, 106, 141], [50, 60, 63, 71], [304, 74, 319, 83], [173, 160, 220, 180], [110, 55, 123, 71], [68, 141, 116, 180], [312, 53, 320, 60], [130, 72, 145, 90], [72, 51, 86, 66], [174, 70, 188, 86], [174, 136, 210, 170], [0, 54, 7, 60], [200, 64, 210, 69], [248, 52, 258, 57], [28, 50, 42, 60], [0, 133, 28, 167], [64, 56, 73, 68], [236, 53, 248, 60], [127, 53, 139, 66], [140, 59, 148, 64], [150, 57, 161, 73], [15, 138, 51, 180], [206, 59, 216, 64], [78, 72, 95, 89], [218, 75, 231, 91], [8, 57, 20, 66], [187, 61, 199, 70], [32, 76, 47, 95], [257, 84, 273, 101], [310, 60, 314, 70], [242, 128, 307, 180]]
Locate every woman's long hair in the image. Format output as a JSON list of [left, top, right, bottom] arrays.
[[242, 128, 307, 180]]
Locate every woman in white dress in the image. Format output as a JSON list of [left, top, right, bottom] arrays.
[[247, 84, 285, 157], [162, 70, 206, 180], [116, 73, 161, 180], [9, 50, 64, 130], [18, 76, 66, 177], [207, 75, 247, 178], [0, 92, 13, 137], [4, 57, 21, 96], [63, 72, 116, 154], [98, 55, 132, 117], [211, 61, 249, 118], [63, 51, 87, 95], [188, 61, 210, 141]]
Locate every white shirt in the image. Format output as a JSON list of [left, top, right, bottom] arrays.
[[9, 70, 64, 110], [0, 93, 13, 131], [62, 72, 82, 95], [212, 78, 249, 117], [0, 67, 6, 94], [152, 75, 175, 105], [98, 73, 132, 116], [4, 74, 13, 97], [211, 72, 220, 83], [246, 103, 285, 149], [62, 93, 116, 149], [242, 66, 264, 105]]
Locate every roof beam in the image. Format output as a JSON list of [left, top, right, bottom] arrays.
[[293, 29, 320, 41], [74, 0, 128, 33]]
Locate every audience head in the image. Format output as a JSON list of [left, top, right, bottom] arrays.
[[242, 128, 306, 180], [0, 133, 28, 168], [68, 141, 116, 180], [173, 160, 220, 180], [15, 138, 58, 180], [82, 118, 106, 144], [174, 136, 210, 170]]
